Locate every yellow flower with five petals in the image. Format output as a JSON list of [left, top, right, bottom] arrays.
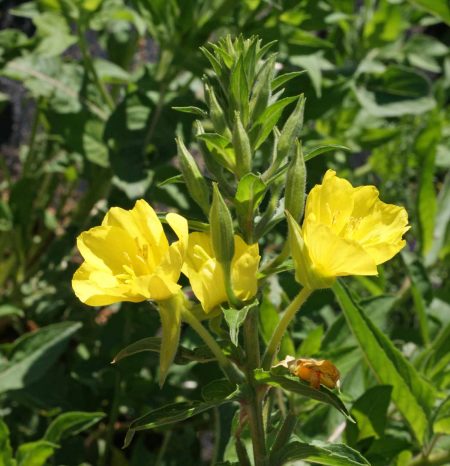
[[287, 170, 410, 289], [72, 200, 188, 306]]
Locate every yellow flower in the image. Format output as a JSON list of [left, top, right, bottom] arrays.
[[287, 169, 409, 289], [72, 200, 188, 306], [182, 232, 260, 312]]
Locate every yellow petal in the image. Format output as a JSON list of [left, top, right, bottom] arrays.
[[166, 212, 189, 252], [232, 236, 259, 301], [72, 262, 145, 306], [305, 169, 354, 235], [303, 220, 378, 277]]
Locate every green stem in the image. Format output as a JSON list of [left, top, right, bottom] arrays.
[[181, 308, 243, 384], [243, 306, 269, 466], [409, 450, 450, 466], [262, 288, 312, 370], [155, 430, 172, 466]]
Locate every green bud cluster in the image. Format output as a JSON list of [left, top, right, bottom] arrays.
[[174, 34, 307, 265]]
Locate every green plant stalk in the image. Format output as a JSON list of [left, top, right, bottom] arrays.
[[262, 287, 313, 370], [243, 307, 269, 466], [181, 308, 243, 384], [409, 450, 450, 466]]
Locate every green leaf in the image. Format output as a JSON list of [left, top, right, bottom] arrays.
[[44, 411, 105, 444], [223, 302, 256, 346], [272, 441, 370, 466], [16, 441, 58, 466], [0, 322, 82, 394], [172, 106, 208, 118], [254, 367, 351, 420], [94, 58, 131, 84], [402, 252, 432, 345], [197, 133, 235, 171], [235, 174, 267, 230], [271, 71, 306, 91], [298, 325, 323, 356], [434, 397, 450, 434], [230, 56, 249, 125], [347, 386, 392, 444], [201, 379, 237, 402], [249, 95, 299, 149], [0, 202, 13, 232], [112, 336, 214, 365], [0, 419, 14, 466], [407, 0, 450, 24], [0, 304, 24, 319], [157, 297, 183, 387], [304, 145, 351, 162], [333, 281, 435, 444], [123, 384, 239, 448]]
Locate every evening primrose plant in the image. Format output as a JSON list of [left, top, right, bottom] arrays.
[[73, 36, 410, 465]]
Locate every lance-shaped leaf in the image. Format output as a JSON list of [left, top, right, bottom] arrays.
[[124, 379, 239, 448], [254, 367, 351, 420], [304, 144, 351, 162], [157, 295, 183, 387], [223, 301, 257, 346], [271, 441, 370, 466], [112, 336, 214, 365], [16, 440, 58, 466], [333, 280, 436, 444], [44, 411, 105, 444]]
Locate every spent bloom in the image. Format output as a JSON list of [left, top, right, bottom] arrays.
[[72, 200, 188, 306], [182, 232, 260, 312], [287, 169, 409, 289]]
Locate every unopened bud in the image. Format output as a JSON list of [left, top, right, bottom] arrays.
[[276, 95, 305, 166], [232, 112, 252, 178], [285, 140, 306, 223], [209, 183, 234, 265], [205, 84, 231, 139], [176, 137, 210, 216]]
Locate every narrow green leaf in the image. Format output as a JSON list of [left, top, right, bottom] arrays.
[[333, 281, 435, 444], [172, 106, 208, 118], [156, 174, 184, 188], [112, 336, 214, 365], [230, 56, 249, 125], [0, 304, 24, 319], [44, 411, 105, 444], [434, 397, 450, 434], [235, 173, 267, 231], [272, 441, 370, 466], [254, 367, 351, 420], [124, 385, 239, 448], [407, 0, 450, 24], [0, 322, 82, 394], [271, 71, 306, 91], [304, 145, 351, 162]]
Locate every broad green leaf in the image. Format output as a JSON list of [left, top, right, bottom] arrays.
[[0, 419, 14, 466], [304, 145, 351, 162], [44, 411, 105, 444], [254, 367, 351, 420], [407, 0, 450, 24], [94, 58, 131, 84], [0, 322, 82, 394], [272, 441, 370, 466], [201, 379, 237, 402], [346, 386, 392, 444], [223, 302, 255, 346], [16, 441, 57, 466], [333, 281, 435, 443], [112, 336, 214, 365], [157, 297, 183, 387], [124, 382, 239, 448]]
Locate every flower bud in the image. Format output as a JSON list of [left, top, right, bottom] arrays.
[[232, 112, 252, 178], [285, 140, 306, 223], [176, 137, 210, 215], [276, 95, 305, 166], [205, 83, 231, 139]]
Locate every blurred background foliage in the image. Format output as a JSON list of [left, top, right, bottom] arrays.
[[0, 0, 449, 465]]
